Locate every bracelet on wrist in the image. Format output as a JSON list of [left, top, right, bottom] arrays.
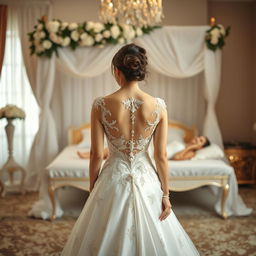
[[162, 194, 169, 198]]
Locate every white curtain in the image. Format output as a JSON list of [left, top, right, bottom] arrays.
[[0, 3, 39, 181], [135, 27, 205, 78], [7, 0, 53, 190], [203, 49, 223, 148]]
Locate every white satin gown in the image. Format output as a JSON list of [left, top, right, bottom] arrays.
[[61, 97, 200, 256]]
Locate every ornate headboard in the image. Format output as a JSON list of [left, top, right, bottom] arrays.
[[68, 123, 91, 145], [68, 121, 197, 145], [168, 121, 197, 143]]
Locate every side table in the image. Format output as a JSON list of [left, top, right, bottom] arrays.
[[224, 142, 256, 185]]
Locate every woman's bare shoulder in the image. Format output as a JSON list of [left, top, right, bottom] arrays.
[[101, 90, 157, 104]]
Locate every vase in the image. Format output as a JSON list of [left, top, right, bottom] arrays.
[[0, 118, 26, 196], [5, 118, 15, 161]]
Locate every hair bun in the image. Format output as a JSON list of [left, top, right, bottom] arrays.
[[111, 44, 148, 82], [123, 55, 141, 71]]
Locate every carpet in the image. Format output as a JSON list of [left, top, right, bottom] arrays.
[[0, 186, 255, 256]]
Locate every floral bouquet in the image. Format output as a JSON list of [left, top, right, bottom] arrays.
[[205, 24, 230, 51], [28, 17, 159, 58], [0, 105, 26, 120]]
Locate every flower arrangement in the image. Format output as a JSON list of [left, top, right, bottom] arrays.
[[28, 17, 159, 58], [205, 24, 230, 51], [0, 105, 26, 120]]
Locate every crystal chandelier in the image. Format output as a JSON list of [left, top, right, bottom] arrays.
[[99, 0, 163, 27]]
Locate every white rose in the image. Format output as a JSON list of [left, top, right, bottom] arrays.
[[110, 25, 120, 39], [80, 32, 88, 40], [103, 30, 111, 38], [84, 36, 94, 46], [118, 37, 125, 44], [95, 33, 103, 42], [68, 22, 78, 30], [61, 22, 68, 30], [62, 37, 71, 46], [56, 37, 63, 44], [210, 36, 219, 45], [39, 31, 46, 39], [86, 21, 94, 31], [217, 24, 226, 36], [33, 32, 39, 39], [49, 32, 58, 42], [47, 21, 60, 33], [37, 24, 43, 31], [136, 27, 143, 37], [210, 28, 220, 37], [122, 25, 135, 40], [42, 40, 52, 49], [71, 30, 79, 41], [80, 40, 87, 46], [93, 22, 104, 33]]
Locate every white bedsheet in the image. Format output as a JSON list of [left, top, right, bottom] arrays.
[[29, 146, 252, 219]]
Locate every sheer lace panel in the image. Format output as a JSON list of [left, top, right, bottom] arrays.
[[93, 97, 166, 161]]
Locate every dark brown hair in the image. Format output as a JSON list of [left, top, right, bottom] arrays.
[[111, 43, 148, 82], [203, 136, 211, 148]]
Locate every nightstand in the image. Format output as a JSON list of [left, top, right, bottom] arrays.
[[224, 142, 256, 184]]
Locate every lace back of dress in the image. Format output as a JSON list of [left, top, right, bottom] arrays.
[[93, 97, 166, 162]]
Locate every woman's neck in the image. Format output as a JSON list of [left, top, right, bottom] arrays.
[[119, 81, 140, 92]]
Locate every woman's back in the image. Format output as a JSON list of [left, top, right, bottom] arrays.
[[94, 91, 166, 161]]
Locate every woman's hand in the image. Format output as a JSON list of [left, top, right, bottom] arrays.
[[159, 197, 172, 221]]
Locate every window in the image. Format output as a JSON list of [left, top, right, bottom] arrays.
[[0, 9, 39, 169]]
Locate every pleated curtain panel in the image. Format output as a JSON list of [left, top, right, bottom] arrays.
[[0, 4, 7, 75]]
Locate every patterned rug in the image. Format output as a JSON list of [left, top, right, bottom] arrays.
[[0, 186, 255, 256]]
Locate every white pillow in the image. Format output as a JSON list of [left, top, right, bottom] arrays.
[[191, 144, 224, 160], [167, 140, 185, 159], [77, 129, 91, 148], [148, 140, 185, 159], [167, 127, 184, 144]]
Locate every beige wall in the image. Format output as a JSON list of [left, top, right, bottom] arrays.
[[208, 1, 255, 143], [162, 0, 207, 25], [51, 0, 207, 25]]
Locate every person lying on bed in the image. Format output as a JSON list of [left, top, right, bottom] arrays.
[[171, 136, 210, 160], [77, 148, 109, 160]]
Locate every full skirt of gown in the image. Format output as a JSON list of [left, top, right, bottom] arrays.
[[61, 151, 200, 256]]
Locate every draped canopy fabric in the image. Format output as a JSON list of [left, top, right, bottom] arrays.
[[26, 25, 254, 220], [27, 26, 223, 190]]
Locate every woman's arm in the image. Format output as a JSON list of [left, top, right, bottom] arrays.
[[172, 145, 196, 160], [89, 104, 105, 192], [153, 108, 172, 221], [172, 140, 203, 160]]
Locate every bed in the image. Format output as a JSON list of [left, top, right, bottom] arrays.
[[47, 121, 237, 220]]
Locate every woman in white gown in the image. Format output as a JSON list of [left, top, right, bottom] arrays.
[[61, 44, 200, 256]]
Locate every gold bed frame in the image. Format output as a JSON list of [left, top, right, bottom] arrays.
[[48, 121, 229, 220]]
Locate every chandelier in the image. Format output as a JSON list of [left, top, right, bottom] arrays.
[[99, 0, 163, 27]]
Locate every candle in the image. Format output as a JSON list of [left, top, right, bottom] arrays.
[[210, 16, 216, 26]]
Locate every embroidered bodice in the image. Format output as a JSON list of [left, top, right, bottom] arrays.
[[93, 96, 166, 162]]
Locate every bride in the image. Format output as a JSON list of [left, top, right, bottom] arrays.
[[61, 44, 200, 256]]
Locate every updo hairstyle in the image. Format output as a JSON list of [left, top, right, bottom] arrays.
[[111, 43, 148, 81]]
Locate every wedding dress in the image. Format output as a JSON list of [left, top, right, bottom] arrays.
[[61, 96, 199, 256]]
